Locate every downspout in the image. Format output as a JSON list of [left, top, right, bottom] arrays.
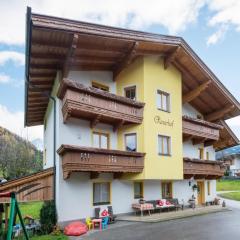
[[24, 7, 57, 214]]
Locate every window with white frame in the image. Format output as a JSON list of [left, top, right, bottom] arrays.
[[158, 135, 171, 156], [125, 133, 137, 152], [93, 182, 110, 205], [93, 132, 109, 149], [157, 90, 170, 112]]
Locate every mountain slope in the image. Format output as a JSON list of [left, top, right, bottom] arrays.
[[0, 126, 43, 180]]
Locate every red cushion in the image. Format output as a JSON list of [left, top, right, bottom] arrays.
[[64, 221, 88, 236], [158, 200, 164, 206], [101, 209, 109, 217], [166, 200, 171, 205]]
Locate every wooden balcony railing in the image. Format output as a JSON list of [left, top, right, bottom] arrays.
[[182, 116, 223, 141], [57, 145, 145, 179], [183, 157, 226, 179], [57, 80, 145, 129]]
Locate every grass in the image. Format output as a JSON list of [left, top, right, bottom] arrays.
[[29, 234, 68, 240], [217, 180, 240, 191], [218, 192, 240, 201], [18, 201, 43, 219]]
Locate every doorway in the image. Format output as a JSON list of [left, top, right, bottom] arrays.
[[197, 181, 205, 205]]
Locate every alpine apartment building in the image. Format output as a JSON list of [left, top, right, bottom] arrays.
[[24, 8, 240, 224]]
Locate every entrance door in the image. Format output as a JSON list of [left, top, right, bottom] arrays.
[[197, 181, 205, 205]]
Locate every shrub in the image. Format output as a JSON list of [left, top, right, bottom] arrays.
[[40, 201, 57, 234]]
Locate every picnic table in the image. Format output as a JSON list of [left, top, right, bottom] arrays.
[[132, 203, 154, 216]]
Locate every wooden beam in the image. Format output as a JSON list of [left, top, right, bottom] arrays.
[[90, 172, 99, 179], [214, 138, 234, 149], [113, 42, 139, 80], [164, 47, 180, 69], [204, 140, 217, 147], [113, 173, 123, 179], [192, 138, 207, 145], [205, 105, 234, 122], [183, 81, 211, 104], [113, 120, 125, 132], [90, 115, 101, 129], [63, 34, 79, 78], [183, 135, 193, 142]]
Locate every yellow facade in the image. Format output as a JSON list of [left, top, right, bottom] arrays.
[[116, 56, 183, 180]]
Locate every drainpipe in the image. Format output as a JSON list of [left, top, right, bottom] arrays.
[[24, 7, 57, 215]]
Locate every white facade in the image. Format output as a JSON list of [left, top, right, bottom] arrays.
[[229, 155, 240, 176], [43, 71, 219, 224]]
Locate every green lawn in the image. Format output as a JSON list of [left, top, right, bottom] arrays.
[[217, 180, 240, 191], [18, 201, 43, 219], [218, 192, 240, 201], [30, 234, 68, 240]]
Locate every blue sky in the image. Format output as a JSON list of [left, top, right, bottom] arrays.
[[0, 0, 240, 141]]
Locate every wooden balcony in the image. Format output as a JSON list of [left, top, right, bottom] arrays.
[[57, 145, 145, 179], [183, 157, 225, 179], [183, 116, 223, 143], [57, 80, 145, 130]]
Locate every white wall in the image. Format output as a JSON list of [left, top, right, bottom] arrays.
[[183, 141, 215, 160], [173, 180, 197, 205], [204, 180, 216, 202], [68, 71, 115, 93], [230, 156, 240, 170], [182, 103, 203, 118]]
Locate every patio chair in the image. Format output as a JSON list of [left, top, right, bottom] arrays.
[[107, 206, 117, 223], [86, 217, 93, 230], [101, 217, 109, 229], [94, 207, 101, 219]]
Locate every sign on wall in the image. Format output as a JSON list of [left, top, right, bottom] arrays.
[[154, 115, 174, 127]]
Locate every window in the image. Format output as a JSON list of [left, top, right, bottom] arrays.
[[92, 82, 109, 92], [198, 148, 204, 159], [134, 182, 144, 199], [125, 133, 137, 152], [124, 86, 136, 100], [158, 135, 171, 156], [162, 182, 172, 199], [207, 181, 211, 196], [206, 151, 209, 160], [93, 132, 109, 149], [93, 182, 110, 206], [157, 90, 170, 112]]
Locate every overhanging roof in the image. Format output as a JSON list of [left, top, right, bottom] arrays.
[[25, 8, 240, 126]]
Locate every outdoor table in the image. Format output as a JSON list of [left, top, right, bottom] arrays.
[[92, 218, 102, 230], [132, 203, 154, 217]]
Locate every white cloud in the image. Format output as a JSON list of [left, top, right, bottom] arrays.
[[0, 104, 43, 141], [0, 51, 25, 66], [0, 0, 206, 45], [207, 0, 240, 44], [0, 73, 10, 83], [207, 25, 228, 46], [226, 116, 240, 140]]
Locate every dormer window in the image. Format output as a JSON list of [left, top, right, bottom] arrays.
[[124, 86, 136, 100], [92, 81, 109, 92]]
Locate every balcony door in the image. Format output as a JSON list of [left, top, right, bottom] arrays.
[[93, 132, 109, 149]]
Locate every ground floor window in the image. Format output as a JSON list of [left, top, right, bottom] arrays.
[[134, 181, 144, 199], [161, 182, 172, 199], [93, 182, 110, 206]]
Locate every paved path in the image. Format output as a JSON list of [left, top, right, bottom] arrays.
[[217, 191, 240, 209], [70, 208, 240, 240]]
